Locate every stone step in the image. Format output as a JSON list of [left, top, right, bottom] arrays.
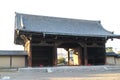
[[105, 65, 120, 70], [18, 66, 107, 73], [1, 65, 119, 73]]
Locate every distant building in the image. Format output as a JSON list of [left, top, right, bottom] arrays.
[[118, 51, 120, 54], [14, 13, 120, 67], [0, 50, 27, 68]]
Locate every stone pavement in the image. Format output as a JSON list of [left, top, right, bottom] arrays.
[[0, 65, 120, 80]]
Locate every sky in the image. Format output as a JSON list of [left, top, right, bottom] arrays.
[[0, 0, 120, 51]]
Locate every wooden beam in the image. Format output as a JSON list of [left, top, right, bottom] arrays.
[[20, 35, 27, 41], [31, 43, 54, 46]]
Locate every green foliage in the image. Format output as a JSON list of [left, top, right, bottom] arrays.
[[58, 57, 65, 64], [106, 47, 113, 52]]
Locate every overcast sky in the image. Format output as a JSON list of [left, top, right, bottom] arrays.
[[0, 0, 120, 50]]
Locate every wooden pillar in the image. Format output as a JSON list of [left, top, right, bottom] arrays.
[[103, 44, 106, 65], [68, 49, 70, 65], [25, 40, 32, 67], [84, 44, 88, 65], [76, 47, 81, 65], [10, 56, 12, 68], [53, 45, 57, 66]]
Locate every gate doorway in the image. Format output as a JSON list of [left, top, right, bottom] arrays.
[[57, 43, 82, 66]]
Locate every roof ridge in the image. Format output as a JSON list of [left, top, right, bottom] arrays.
[[15, 12, 100, 23]]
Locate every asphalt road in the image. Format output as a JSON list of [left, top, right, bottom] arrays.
[[0, 65, 120, 80]]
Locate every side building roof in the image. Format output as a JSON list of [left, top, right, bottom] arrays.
[[14, 13, 120, 44], [106, 52, 117, 57], [0, 50, 27, 56], [106, 52, 120, 58]]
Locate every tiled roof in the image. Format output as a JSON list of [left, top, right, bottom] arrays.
[[15, 13, 118, 37]]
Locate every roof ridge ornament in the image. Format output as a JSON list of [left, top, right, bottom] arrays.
[[112, 31, 114, 34], [98, 20, 101, 24], [20, 15, 25, 29]]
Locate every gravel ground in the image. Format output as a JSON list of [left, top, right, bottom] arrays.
[[0, 65, 120, 80]]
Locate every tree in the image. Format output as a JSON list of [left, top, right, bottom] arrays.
[[106, 47, 113, 52], [57, 57, 65, 64]]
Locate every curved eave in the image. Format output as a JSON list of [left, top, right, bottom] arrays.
[[14, 29, 120, 45], [107, 35, 120, 39]]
